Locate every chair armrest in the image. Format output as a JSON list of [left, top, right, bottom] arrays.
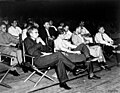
[[25, 54, 35, 58], [25, 54, 35, 66], [0, 53, 16, 58]]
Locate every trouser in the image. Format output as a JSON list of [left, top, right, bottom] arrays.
[[0, 47, 22, 66], [74, 43, 91, 58], [62, 52, 93, 76], [34, 52, 75, 83], [88, 45, 106, 62], [104, 45, 114, 56]]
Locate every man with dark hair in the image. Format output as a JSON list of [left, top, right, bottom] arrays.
[[24, 26, 84, 90]]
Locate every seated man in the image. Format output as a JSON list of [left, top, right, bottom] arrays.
[[24, 26, 100, 90], [0, 23, 23, 76], [76, 21, 93, 43], [54, 28, 101, 78], [8, 20, 22, 39], [95, 26, 117, 57], [63, 25, 72, 40], [72, 28, 110, 70]]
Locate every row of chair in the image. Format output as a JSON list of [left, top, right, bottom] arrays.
[[0, 41, 56, 89]]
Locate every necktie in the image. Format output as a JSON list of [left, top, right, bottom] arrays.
[[101, 33, 105, 41]]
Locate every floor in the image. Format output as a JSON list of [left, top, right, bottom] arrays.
[[0, 55, 119, 93]]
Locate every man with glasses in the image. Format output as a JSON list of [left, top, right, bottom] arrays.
[[0, 23, 23, 76]]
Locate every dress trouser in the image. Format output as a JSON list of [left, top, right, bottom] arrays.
[[34, 52, 75, 83], [74, 43, 91, 58], [73, 43, 94, 75]]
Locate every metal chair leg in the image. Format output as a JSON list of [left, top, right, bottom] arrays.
[[24, 71, 36, 82]]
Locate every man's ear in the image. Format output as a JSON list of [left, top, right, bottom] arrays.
[[29, 32, 32, 37]]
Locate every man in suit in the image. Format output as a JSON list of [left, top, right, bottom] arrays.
[[24, 26, 87, 90], [39, 22, 58, 52]]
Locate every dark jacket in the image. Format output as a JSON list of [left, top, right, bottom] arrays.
[[24, 37, 49, 57], [39, 27, 58, 43]]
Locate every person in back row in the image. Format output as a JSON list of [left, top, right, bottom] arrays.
[[95, 26, 118, 57], [8, 20, 22, 39], [0, 23, 23, 76]]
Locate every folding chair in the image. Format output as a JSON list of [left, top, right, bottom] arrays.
[[22, 41, 56, 88], [0, 52, 16, 88]]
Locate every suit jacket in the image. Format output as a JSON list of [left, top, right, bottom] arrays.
[[39, 27, 58, 43], [24, 37, 49, 57]]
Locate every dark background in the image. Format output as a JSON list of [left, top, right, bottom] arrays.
[[0, 0, 119, 34]]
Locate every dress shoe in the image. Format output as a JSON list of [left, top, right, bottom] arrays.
[[22, 67, 29, 73], [88, 75, 101, 80], [73, 66, 86, 76], [99, 62, 111, 71], [21, 63, 29, 73], [104, 65, 111, 71], [10, 70, 20, 76], [60, 83, 71, 90]]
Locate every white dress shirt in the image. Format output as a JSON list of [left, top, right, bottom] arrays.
[[72, 33, 106, 62], [95, 32, 113, 46], [8, 26, 22, 38], [64, 30, 72, 40], [54, 35, 77, 53], [77, 26, 90, 35], [22, 28, 27, 40]]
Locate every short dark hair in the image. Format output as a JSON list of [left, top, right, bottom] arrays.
[[0, 22, 7, 27], [27, 26, 38, 35]]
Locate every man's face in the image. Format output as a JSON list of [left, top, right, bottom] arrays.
[[30, 29, 39, 39], [1, 24, 6, 32], [99, 27, 105, 33], [64, 26, 69, 32], [12, 21, 17, 27], [44, 22, 50, 29]]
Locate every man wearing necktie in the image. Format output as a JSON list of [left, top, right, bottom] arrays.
[[95, 26, 117, 57]]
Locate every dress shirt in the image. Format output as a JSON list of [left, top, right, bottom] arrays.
[[72, 33, 84, 46], [95, 32, 113, 46], [8, 26, 22, 37], [77, 26, 90, 35], [45, 28, 51, 38], [0, 31, 18, 46], [54, 35, 77, 53], [64, 30, 72, 40]]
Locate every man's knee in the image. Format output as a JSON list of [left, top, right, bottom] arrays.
[[10, 51, 17, 57]]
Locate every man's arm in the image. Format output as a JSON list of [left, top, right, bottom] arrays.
[[24, 38, 43, 56]]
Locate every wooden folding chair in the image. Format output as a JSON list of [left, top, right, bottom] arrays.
[[22, 41, 56, 88], [0, 52, 16, 88]]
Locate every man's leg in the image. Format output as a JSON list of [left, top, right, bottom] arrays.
[[35, 52, 75, 71], [74, 43, 90, 58], [16, 50, 23, 64], [35, 52, 77, 89]]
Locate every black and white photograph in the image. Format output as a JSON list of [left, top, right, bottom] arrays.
[[0, 0, 120, 93]]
